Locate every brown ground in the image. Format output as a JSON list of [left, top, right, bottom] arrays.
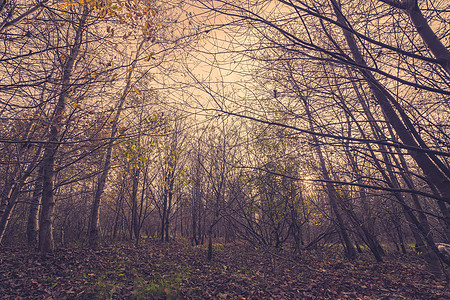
[[0, 239, 449, 299]]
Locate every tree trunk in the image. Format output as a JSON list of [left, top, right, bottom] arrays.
[[165, 188, 173, 242], [88, 40, 145, 248], [404, 0, 450, 74], [112, 187, 124, 240], [396, 227, 407, 254], [207, 225, 213, 261], [160, 192, 167, 242], [27, 166, 43, 248], [297, 83, 356, 260], [39, 145, 57, 254], [192, 199, 198, 245], [131, 167, 140, 246], [39, 7, 88, 254]]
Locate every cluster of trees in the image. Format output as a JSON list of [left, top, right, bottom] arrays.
[[1, 0, 450, 275], [182, 0, 450, 274], [0, 0, 174, 252]]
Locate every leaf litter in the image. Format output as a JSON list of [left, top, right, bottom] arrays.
[[0, 240, 449, 299]]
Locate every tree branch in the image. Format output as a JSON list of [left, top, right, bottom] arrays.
[[0, 0, 50, 33]]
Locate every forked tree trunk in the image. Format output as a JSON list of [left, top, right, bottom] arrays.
[[39, 6, 88, 254], [39, 5, 88, 254]]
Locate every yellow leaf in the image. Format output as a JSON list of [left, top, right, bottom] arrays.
[[133, 86, 142, 95]]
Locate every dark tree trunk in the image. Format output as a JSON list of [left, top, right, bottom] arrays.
[[39, 7, 87, 254]]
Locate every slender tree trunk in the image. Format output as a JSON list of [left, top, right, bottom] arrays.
[[192, 198, 198, 245], [0, 184, 21, 245], [314, 140, 354, 258], [342, 200, 384, 262], [338, 108, 384, 261], [192, 172, 201, 245], [396, 226, 407, 254], [165, 188, 173, 242], [27, 166, 43, 248], [0, 118, 41, 244], [435, 194, 450, 242], [162, 153, 176, 242], [296, 82, 356, 259], [180, 205, 184, 237], [160, 193, 167, 242], [136, 168, 148, 243], [88, 40, 145, 248], [207, 224, 213, 261], [112, 187, 124, 240], [39, 138, 58, 253], [131, 167, 140, 245]]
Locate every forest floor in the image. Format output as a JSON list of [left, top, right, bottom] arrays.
[[0, 239, 449, 299]]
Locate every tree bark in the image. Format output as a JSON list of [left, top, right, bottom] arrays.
[[131, 167, 140, 245], [27, 166, 43, 248], [39, 7, 88, 254]]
